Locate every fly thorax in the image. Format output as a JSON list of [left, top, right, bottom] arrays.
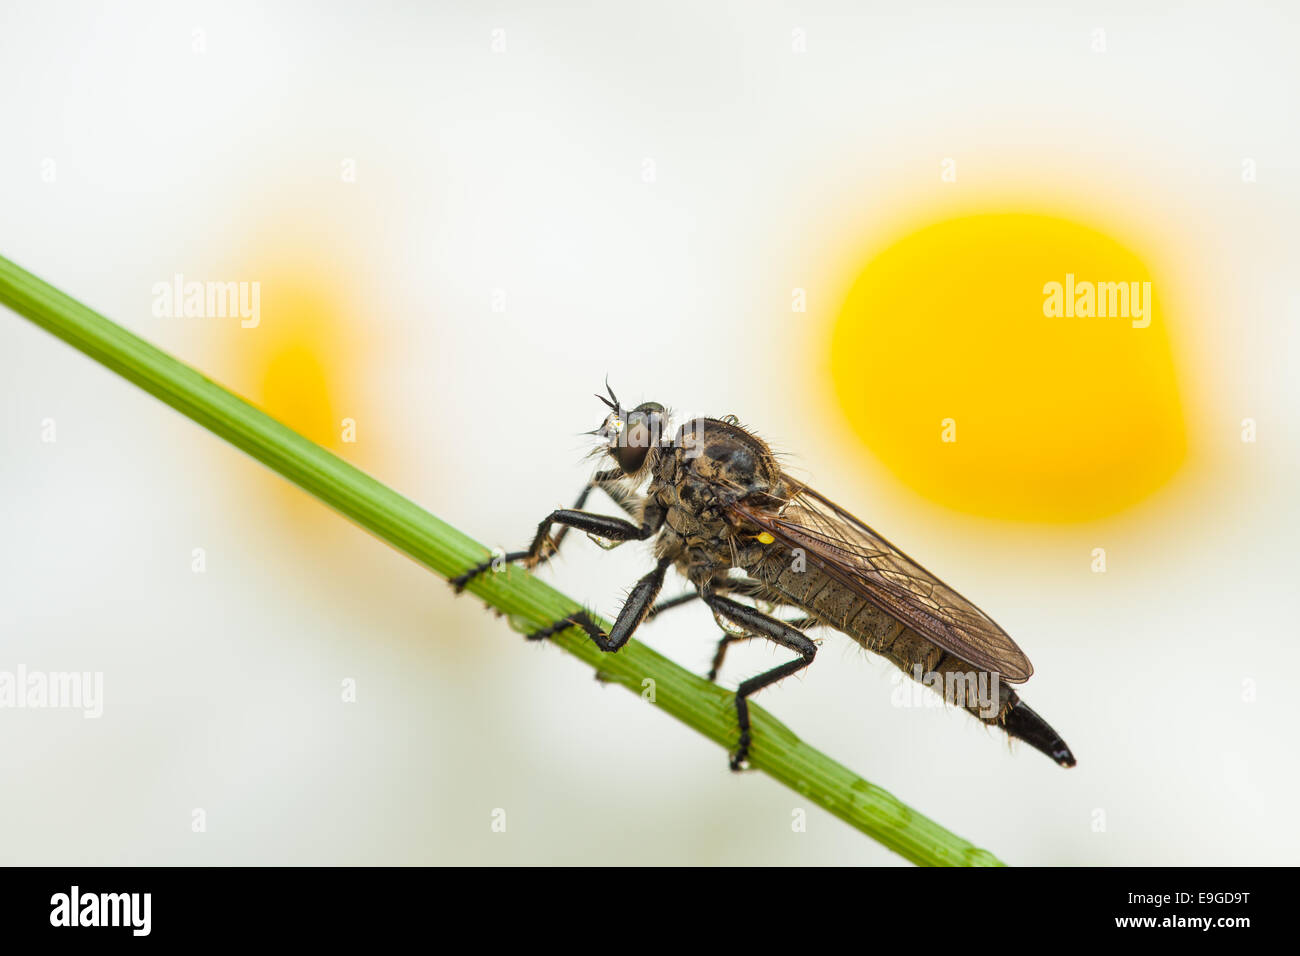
[[690, 419, 782, 493], [663, 472, 730, 542]]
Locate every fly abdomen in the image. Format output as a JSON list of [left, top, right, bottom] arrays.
[[750, 548, 908, 650], [878, 631, 1076, 767], [1000, 694, 1077, 767], [746, 545, 1076, 767]]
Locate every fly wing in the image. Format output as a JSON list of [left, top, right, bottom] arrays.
[[728, 482, 1033, 682]]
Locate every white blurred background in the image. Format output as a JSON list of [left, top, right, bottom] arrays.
[[1, 1, 1297, 864]]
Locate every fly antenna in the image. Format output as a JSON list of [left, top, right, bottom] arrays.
[[596, 376, 621, 414]]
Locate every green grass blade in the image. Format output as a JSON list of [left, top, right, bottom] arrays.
[[0, 253, 1005, 866]]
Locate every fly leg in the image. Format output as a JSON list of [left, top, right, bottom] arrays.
[[652, 591, 748, 681], [707, 615, 815, 680], [450, 469, 648, 591], [645, 579, 796, 683], [645, 592, 700, 621], [702, 591, 817, 771], [707, 634, 757, 682], [780, 615, 819, 630], [644, 576, 766, 622], [544, 468, 642, 556], [526, 555, 673, 651]]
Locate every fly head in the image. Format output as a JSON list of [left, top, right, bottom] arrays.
[[592, 381, 667, 477]]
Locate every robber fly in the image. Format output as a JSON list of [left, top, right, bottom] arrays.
[[453, 384, 1075, 771]]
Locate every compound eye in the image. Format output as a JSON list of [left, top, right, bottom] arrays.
[[611, 408, 660, 474], [624, 415, 651, 449], [614, 443, 650, 474]]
